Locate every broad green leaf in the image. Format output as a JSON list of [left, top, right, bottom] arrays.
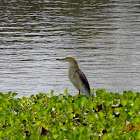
[[64, 89, 68, 94], [51, 90, 54, 96], [12, 92, 18, 97]]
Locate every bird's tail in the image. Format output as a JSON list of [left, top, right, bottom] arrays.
[[87, 91, 92, 98]]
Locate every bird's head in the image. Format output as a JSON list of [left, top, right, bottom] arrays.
[[56, 55, 78, 67], [56, 55, 75, 62]]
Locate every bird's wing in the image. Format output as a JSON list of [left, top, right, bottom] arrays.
[[74, 69, 90, 93]]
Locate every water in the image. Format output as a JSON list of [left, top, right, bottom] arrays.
[[0, 0, 140, 98]]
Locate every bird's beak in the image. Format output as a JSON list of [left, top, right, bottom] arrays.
[[56, 58, 65, 61]]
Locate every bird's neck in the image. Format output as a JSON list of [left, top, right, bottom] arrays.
[[68, 61, 79, 82], [68, 61, 79, 72]]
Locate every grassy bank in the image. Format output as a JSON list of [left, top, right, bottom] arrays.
[[0, 89, 140, 139]]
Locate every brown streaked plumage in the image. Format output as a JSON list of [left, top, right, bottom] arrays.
[[57, 55, 91, 97]]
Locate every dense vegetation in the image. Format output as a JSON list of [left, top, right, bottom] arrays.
[[0, 89, 140, 139]]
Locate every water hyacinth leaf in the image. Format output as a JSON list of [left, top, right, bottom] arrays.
[[133, 103, 139, 114], [53, 134, 59, 139], [136, 131, 140, 139], [128, 110, 134, 117], [64, 89, 68, 94], [96, 89, 106, 98], [108, 113, 113, 119], [35, 121, 41, 126], [105, 100, 110, 107], [51, 90, 54, 96], [4, 93, 10, 98], [113, 100, 118, 105], [12, 92, 18, 97], [98, 111, 104, 118], [120, 99, 127, 106], [97, 99, 102, 105], [120, 110, 128, 120], [132, 92, 137, 99], [69, 112, 73, 120], [0, 90, 139, 139], [96, 90, 100, 97], [68, 106, 73, 112], [8, 91, 12, 96], [0, 131, 2, 136], [90, 89, 94, 96], [0, 92, 4, 97], [114, 92, 120, 99]]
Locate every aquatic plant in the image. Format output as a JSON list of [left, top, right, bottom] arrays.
[[0, 89, 140, 139]]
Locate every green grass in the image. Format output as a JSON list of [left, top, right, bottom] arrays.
[[0, 89, 140, 139]]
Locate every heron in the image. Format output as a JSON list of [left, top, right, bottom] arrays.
[[57, 55, 91, 97]]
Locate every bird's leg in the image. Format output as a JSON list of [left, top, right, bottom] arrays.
[[77, 90, 80, 98], [78, 89, 80, 98], [79, 90, 80, 95]]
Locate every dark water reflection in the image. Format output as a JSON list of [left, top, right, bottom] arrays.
[[0, 0, 140, 97]]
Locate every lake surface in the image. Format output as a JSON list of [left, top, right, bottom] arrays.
[[0, 0, 140, 98]]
